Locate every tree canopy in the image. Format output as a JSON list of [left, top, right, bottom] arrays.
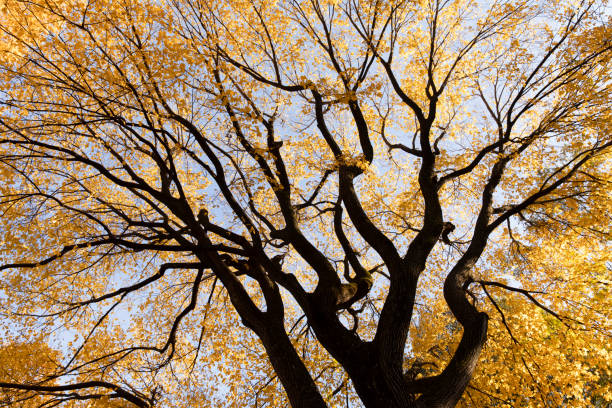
[[0, 0, 610, 406]]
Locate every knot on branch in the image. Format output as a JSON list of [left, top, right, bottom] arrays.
[[268, 140, 283, 151], [270, 228, 289, 241], [197, 208, 209, 227], [335, 272, 373, 310], [441, 221, 455, 244], [271, 254, 286, 268]]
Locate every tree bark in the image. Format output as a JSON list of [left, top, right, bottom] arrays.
[[258, 326, 328, 408], [416, 313, 488, 408]]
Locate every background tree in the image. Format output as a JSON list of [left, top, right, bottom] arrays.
[[0, 0, 610, 407]]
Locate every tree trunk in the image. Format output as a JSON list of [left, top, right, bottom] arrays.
[[258, 327, 328, 408], [416, 313, 488, 408]]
